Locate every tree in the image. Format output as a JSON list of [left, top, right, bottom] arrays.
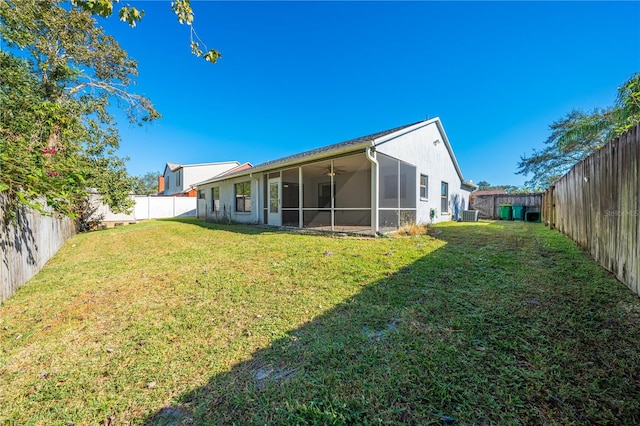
[[517, 73, 640, 189], [473, 182, 530, 194], [476, 181, 491, 190], [0, 0, 160, 220], [132, 171, 162, 195], [71, 0, 221, 63]]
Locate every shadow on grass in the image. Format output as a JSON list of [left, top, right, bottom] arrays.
[[142, 222, 640, 425], [161, 217, 375, 239]]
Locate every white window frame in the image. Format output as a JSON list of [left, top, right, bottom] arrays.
[[441, 181, 449, 214], [211, 187, 220, 212], [235, 181, 252, 213], [420, 174, 429, 200]]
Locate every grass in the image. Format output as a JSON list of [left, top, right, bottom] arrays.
[[1, 218, 639, 425]]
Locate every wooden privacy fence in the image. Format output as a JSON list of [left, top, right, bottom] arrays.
[[470, 193, 543, 219], [1, 197, 76, 302], [543, 124, 639, 296]]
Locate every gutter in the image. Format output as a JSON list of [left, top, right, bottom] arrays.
[[365, 145, 379, 235]]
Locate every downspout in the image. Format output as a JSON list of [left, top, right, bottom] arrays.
[[365, 145, 379, 235], [249, 173, 260, 224]]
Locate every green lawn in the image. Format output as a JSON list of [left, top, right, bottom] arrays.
[[1, 219, 639, 425]]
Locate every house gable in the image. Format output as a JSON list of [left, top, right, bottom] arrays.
[[372, 119, 474, 221], [162, 161, 241, 196]]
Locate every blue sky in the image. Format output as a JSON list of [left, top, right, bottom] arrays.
[[102, 1, 640, 186]]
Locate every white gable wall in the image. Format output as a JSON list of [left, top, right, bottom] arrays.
[[375, 122, 471, 224], [164, 162, 240, 195], [183, 163, 240, 190], [163, 168, 181, 195]]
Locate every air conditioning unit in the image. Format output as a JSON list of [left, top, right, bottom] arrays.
[[461, 210, 479, 222]]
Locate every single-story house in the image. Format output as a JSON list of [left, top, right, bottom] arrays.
[[196, 118, 476, 235]]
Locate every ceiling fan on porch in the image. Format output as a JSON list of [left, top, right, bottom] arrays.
[[317, 165, 346, 177]]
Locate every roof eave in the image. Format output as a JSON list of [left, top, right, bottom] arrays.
[[462, 181, 478, 191], [195, 141, 372, 186]]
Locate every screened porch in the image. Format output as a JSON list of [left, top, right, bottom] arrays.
[[261, 151, 417, 235]]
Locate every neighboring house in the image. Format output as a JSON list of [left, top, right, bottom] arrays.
[[196, 118, 476, 235], [162, 161, 242, 196]]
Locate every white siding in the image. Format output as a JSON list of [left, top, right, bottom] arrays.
[[375, 122, 471, 224], [164, 162, 240, 195], [182, 163, 239, 191], [163, 168, 181, 195]]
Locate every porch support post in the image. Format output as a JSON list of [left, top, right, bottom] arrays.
[[366, 146, 379, 235], [298, 166, 303, 228], [330, 160, 335, 231]]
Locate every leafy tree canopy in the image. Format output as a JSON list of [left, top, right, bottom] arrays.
[[517, 73, 640, 190], [132, 171, 162, 195], [71, 0, 221, 63], [476, 181, 491, 190], [474, 182, 532, 194], [0, 0, 162, 221]]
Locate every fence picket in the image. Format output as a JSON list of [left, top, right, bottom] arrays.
[[542, 124, 639, 296]]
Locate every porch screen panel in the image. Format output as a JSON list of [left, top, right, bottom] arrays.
[[379, 210, 399, 231], [335, 210, 371, 227], [399, 162, 416, 208], [281, 168, 300, 208], [303, 211, 331, 228], [281, 167, 300, 227], [302, 161, 331, 209], [282, 211, 299, 227], [301, 161, 331, 229], [399, 210, 417, 225], [334, 154, 371, 209], [378, 152, 417, 231], [378, 153, 398, 209]]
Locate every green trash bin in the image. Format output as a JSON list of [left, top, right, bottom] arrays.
[[512, 205, 525, 221], [499, 204, 512, 220]]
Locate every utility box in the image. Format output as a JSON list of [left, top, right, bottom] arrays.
[[461, 210, 479, 222]]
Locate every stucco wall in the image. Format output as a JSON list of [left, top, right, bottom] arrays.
[[198, 175, 260, 224], [375, 122, 471, 224]]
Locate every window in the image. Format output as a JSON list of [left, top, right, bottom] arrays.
[[176, 170, 181, 186], [235, 181, 251, 212], [441, 181, 449, 213], [198, 190, 205, 199], [211, 187, 220, 212], [420, 175, 428, 199]]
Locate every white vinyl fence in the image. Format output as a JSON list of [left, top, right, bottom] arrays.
[[89, 194, 197, 223]]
